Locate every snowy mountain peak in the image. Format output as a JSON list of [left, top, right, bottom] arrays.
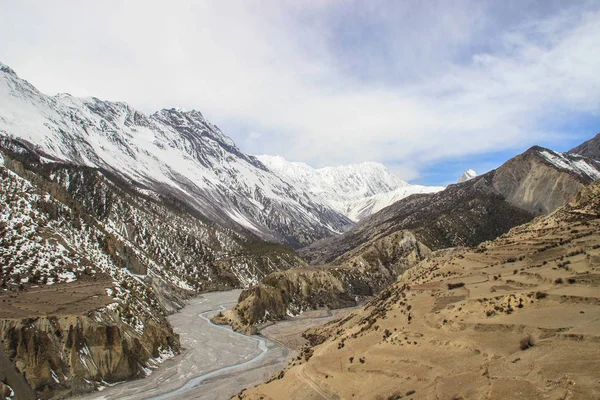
[[537, 149, 600, 181], [458, 169, 477, 183], [257, 155, 406, 198], [0, 61, 17, 76], [151, 107, 236, 149], [257, 155, 444, 221], [0, 62, 353, 247]]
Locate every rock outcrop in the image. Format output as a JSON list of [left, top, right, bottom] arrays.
[[224, 231, 431, 327], [0, 309, 178, 399]]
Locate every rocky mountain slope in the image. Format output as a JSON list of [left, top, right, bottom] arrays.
[[238, 180, 600, 400], [0, 62, 352, 248], [301, 145, 600, 265], [570, 132, 600, 161], [0, 137, 305, 398], [217, 231, 431, 330], [257, 155, 444, 222], [222, 143, 600, 331]]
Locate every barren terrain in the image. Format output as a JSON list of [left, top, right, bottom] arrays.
[[0, 275, 115, 320], [238, 183, 600, 400], [80, 290, 355, 400]]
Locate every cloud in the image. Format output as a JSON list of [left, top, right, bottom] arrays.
[[1, 0, 599, 182]]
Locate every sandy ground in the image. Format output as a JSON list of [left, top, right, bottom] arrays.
[[83, 290, 289, 400]]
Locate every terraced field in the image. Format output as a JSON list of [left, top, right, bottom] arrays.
[[237, 183, 600, 400]]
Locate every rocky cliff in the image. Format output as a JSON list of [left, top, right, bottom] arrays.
[[222, 231, 431, 328], [1, 309, 178, 399]]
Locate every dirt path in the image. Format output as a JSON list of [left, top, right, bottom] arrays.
[[297, 365, 333, 400]]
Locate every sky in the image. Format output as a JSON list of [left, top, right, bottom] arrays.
[[1, 0, 599, 186]]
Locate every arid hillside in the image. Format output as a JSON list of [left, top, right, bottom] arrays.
[[238, 181, 600, 400]]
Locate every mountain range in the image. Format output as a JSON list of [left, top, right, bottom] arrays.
[[0, 62, 442, 397], [0, 62, 442, 248], [0, 59, 599, 399], [257, 155, 444, 222], [223, 140, 600, 329]]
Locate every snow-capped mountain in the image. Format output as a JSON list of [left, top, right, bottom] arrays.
[[344, 184, 446, 221], [537, 148, 600, 181], [458, 169, 477, 183], [0, 62, 351, 248], [257, 155, 444, 222]]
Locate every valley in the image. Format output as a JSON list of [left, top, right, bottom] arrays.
[[81, 290, 356, 400], [0, 57, 599, 400], [237, 181, 600, 400]]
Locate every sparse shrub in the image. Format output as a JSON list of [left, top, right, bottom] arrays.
[[447, 282, 465, 290], [520, 336, 534, 350]]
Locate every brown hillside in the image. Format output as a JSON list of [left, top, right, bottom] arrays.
[[238, 181, 600, 400]]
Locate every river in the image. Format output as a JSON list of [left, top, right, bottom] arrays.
[[86, 290, 290, 400]]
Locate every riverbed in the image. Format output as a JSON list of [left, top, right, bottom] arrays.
[[86, 290, 289, 400], [85, 290, 356, 400]]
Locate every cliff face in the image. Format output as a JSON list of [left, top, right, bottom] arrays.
[[491, 146, 597, 214], [0, 309, 178, 399], [224, 232, 431, 328]]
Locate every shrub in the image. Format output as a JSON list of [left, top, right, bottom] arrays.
[[447, 282, 465, 290], [520, 336, 534, 350]]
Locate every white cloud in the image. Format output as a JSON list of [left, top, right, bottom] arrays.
[[1, 1, 599, 181]]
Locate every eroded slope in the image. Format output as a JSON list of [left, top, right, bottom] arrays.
[[239, 181, 600, 400]]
